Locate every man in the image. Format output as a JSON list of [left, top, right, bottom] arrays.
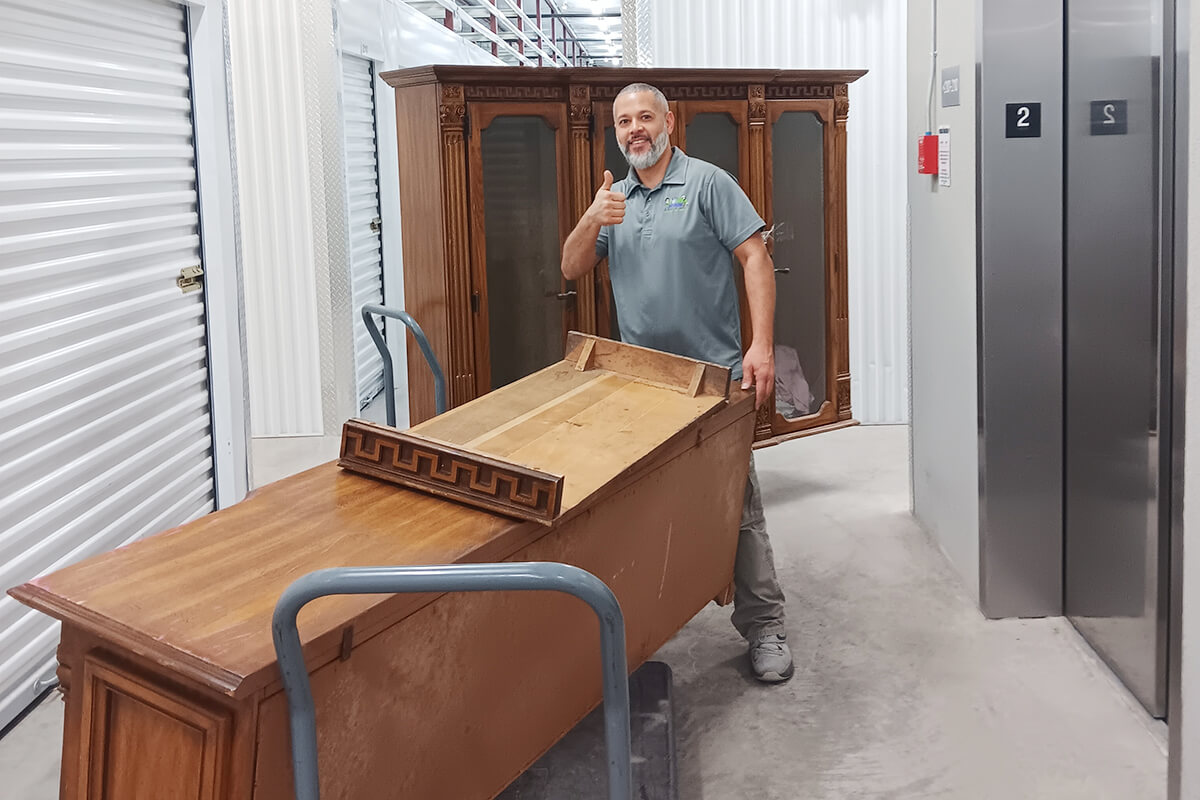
[[561, 83, 793, 683]]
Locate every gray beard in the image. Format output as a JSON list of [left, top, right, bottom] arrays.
[[621, 128, 671, 170]]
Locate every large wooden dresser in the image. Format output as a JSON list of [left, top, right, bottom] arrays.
[[10, 335, 755, 799], [382, 65, 864, 445]]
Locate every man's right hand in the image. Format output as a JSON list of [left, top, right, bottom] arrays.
[[587, 170, 626, 226]]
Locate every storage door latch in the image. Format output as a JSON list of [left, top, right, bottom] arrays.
[[177, 265, 204, 294]]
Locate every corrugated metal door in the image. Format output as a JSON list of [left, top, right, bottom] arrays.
[[342, 54, 385, 409], [0, 0, 216, 730]]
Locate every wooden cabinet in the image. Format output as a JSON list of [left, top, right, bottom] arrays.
[[382, 66, 864, 444]]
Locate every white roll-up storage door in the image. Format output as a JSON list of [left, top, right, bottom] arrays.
[[0, 0, 216, 731], [342, 53, 385, 409]]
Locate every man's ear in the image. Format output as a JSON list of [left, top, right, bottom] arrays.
[[666, 110, 676, 134]]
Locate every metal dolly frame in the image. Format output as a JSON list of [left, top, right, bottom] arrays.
[[272, 561, 634, 800], [361, 303, 446, 423]]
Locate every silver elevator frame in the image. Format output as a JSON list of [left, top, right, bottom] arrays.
[[977, 0, 1066, 620], [976, 0, 1185, 722]]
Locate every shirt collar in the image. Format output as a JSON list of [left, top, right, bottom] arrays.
[[627, 147, 689, 191]]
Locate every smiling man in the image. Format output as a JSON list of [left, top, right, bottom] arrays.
[[561, 82, 793, 683]]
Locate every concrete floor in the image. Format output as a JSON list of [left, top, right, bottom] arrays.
[[0, 425, 1168, 798]]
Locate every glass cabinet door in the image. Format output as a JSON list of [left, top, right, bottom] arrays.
[[677, 102, 749, 191], [468, 104, 572, 392], [767, 102, 835, 428]]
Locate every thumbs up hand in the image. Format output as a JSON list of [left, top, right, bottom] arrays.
[[587, 170, 626, 226]]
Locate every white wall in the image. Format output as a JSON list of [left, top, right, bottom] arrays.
[[228, 0, 330, 437], [339, 0, 499, 428], [647, 0, 909, 425], [229, 0, 499, 440], [907, 0, 980, 599]]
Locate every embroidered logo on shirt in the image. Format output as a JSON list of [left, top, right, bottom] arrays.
[[664, 195, 689, 212]]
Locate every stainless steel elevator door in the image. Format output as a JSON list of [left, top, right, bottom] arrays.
[[1065, 0, 1170, 717]]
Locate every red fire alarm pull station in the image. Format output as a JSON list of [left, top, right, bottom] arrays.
[[918, 132, 939, 174]]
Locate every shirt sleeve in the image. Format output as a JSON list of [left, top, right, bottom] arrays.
[[595, 223, 610, 259], [702, 168, 766, 251]]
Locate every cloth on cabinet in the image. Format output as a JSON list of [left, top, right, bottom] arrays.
[[773, 344, 814, 418]]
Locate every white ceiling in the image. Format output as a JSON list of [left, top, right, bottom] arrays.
[[407, 0, 624, 66]]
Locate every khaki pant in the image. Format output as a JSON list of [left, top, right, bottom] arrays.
[[731, 456, 787, 642]]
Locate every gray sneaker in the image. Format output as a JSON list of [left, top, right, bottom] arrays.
[[750, 632, 794, 683]]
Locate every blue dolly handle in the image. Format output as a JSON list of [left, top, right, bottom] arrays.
[[272, 562, 633, 800], [361, 303, 447, 423]]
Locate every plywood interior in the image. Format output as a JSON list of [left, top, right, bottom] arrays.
[[410, 361, 725, 510]]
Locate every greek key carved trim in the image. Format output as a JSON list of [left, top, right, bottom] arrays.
[[464, 85, 567, 101], [339, 421, 564, 524], [765, 85, 835, 100]]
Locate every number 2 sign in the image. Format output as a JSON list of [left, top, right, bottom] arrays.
[[1006, 103, 1042, 138], [1090, 100, 1128, 135]]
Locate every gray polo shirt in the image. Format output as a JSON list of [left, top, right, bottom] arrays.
[[596, 148, 764, 380]]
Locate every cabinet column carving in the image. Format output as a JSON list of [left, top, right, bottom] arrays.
[[833, 84, 852, 420], [747, 84, 773, 438], [569, 84, 597, 333], [439, 84, 476, 405]]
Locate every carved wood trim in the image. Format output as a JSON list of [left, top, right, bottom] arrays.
[[747, 87, 768, 440], [339, 420, 565, 524], [834, 93, 851, 420], [748, 84, 766, 123], [440, 84, 465, 127], [441, 127, 475, 406], [754, 404, 774, 440], [464, 85, 567, 101], [592, 84, 753, 102], [569, 84, 591, 126], [765, 84, 835, 100], [834, 84, 850, 120], [590, 101, 619, 340], [837, 378, 852, 419], [568, 86, 597, 335]]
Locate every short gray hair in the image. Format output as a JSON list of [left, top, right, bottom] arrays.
[[614, 82, 668, 113]]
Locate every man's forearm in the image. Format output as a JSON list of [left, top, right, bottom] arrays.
[[743, 249, 776, 349], [561, 219, 603, 281]]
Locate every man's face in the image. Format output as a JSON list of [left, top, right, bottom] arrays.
[[613, 91, 675, 170]]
